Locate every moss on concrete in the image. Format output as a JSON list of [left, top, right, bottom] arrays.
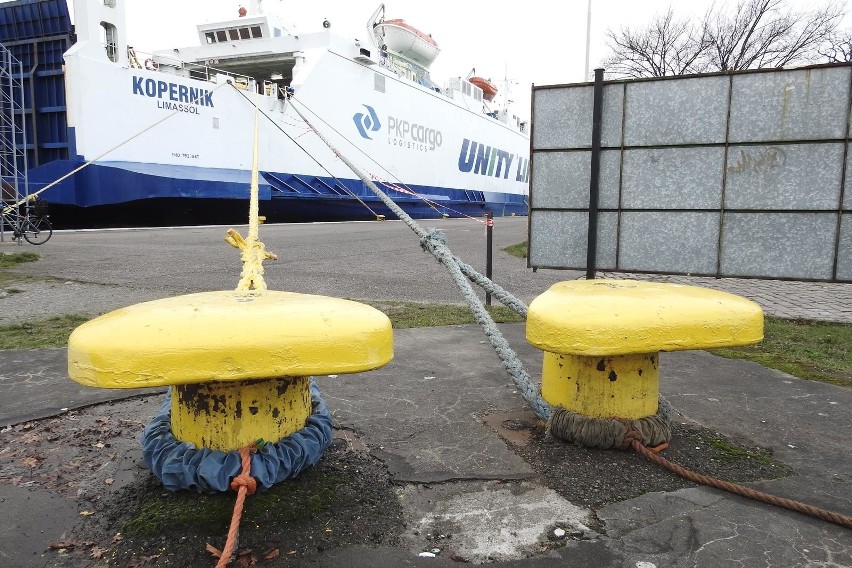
[[123, 472, 343, 536]]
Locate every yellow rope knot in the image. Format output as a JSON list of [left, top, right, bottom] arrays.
[[225, 228, 277, 292]]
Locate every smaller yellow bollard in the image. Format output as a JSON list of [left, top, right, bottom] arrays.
[[527, 280, 764, 420], [68, 290, 393, 451]]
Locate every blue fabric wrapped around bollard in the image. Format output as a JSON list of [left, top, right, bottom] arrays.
[[140, 379, 333, 492]]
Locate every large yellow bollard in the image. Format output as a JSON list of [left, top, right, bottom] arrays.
[[527, 280, 764, 420], [68, 290, 393, 451]]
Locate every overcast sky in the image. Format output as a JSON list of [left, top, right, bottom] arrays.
[[56, 1, 848, 114]]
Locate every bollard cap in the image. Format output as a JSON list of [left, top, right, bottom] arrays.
[[68, 291, 393, 388], [526, 280, 763, 356]]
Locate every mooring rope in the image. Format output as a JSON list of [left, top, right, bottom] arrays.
[[7, 83, 230, 210], [288, 96, 456, 219], [287, 101, 548, 419], [288, 97, 852, 532], [629, 437, 852, 529], [216, 91, 273, 566], [225, 91, 277, 292], [215, 444, 257, 568], [229, 87, 385, 220]]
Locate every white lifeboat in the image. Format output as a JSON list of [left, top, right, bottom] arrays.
[[469, 77, 498, 101], [374, 18, 440, 67]]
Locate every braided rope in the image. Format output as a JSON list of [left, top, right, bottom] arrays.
[[215, 445, 257, 567], [287, 103, 547, 419], [546, 403, 672, 449], [631, 440, 852, 529], [10, 83, 229, 209], [289, 99, 852, 532], [452, 256, 528, 318], [226, 89, 277, 292]]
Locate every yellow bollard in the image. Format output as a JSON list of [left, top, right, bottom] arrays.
[[68, 290, 393, 451], [527, 280, 764, 420]]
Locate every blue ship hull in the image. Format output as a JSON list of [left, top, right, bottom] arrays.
[[30, 159, 528, 226]]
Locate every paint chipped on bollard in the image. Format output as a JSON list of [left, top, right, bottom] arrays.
[[67, 290, 393, 451], [526, 280, 764, 420]]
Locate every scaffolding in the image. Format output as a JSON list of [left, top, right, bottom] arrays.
[[0, 42, 28, 241]]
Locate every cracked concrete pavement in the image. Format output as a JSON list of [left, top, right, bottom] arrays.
[[1, 219, 851, 566]]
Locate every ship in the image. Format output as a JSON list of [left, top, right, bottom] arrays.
[[0, 0, 530, 226]]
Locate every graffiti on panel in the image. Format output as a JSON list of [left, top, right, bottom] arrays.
[[727, 146, 786, 174]]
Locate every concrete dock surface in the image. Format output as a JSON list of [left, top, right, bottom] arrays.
[[1, 218, 850, 567]]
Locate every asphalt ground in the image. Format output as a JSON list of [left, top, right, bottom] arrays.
[[1, 218, 851, 567]]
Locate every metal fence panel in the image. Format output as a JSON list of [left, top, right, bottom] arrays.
[[529, 64, 852, 282], [724, 143, 844, 210], [530, 150, 620, 209], [720, 213, 838, 279], [529, 210, 618, 269], [532, 84, 624, 149], [729, 68, 850, 143], [623, 76, 729, 146], [619, 212, 720, 274], [839, 215, 852, 280], [621, 147, 724, 209]]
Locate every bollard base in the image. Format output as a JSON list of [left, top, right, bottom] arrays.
[[142, 380, 333, 492], [171, 376, 311, 451], [541, 352, 659, 419]]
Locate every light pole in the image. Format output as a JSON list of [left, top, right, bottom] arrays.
[[584, 0, 592, 80]]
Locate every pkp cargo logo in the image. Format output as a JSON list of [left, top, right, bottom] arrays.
[[353, 105, 381, 139]]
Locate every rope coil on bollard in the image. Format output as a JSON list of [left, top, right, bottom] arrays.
[[546, 398, 674, 450]]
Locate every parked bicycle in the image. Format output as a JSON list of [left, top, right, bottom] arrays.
[[0, 198, 53, 245]]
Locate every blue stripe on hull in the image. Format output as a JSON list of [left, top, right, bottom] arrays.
[[263, 194, 528, 222], [27, 160, 528, 220]]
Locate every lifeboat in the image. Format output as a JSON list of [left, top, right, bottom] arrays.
[[374, 18, 440, 67], [469, 76, 498, 101]]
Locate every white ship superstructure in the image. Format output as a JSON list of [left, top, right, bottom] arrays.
[[7, 0, 530, 223]]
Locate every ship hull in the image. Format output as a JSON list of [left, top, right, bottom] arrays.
[[31, 159, 527, 227], [26, 3, 530, 226]]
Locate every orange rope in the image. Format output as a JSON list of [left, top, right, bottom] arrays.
[[215, 445, 257, 567], [630, 440, 852, 530]]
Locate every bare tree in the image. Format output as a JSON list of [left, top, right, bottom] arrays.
[[703, 0, 845, 70], [602, 8, 711, 78], [819, 28, 852, 61], [603, 0, 846, 78]]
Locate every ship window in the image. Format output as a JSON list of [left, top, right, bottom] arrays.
[[216, 30, 227, 42], [474, 89, 482, 102], [229, 29, 240, 40], [251, 26, 263, 38], [239, 28, 251, 40], [103, 0, 116, 7], [100, 22, 118, 62], [274, 28, 282, 37], [374, 73, 386, 93], [205, 32, 216, 44]]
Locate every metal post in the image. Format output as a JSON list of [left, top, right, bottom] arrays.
[[485, 211, 493, 307], [584, 0, 592, 81], [586, 68, 605, 280]]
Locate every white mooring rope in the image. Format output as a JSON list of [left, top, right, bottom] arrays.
[[287, 97, 550, 420]]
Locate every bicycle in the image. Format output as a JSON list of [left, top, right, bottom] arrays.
[[0, 200, 53, 245]]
